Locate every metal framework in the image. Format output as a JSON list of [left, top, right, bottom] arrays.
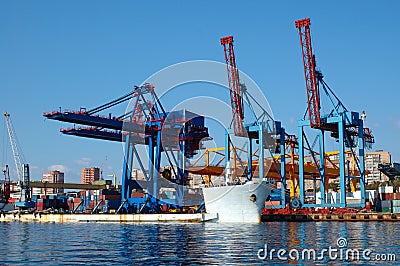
[[295, 18, 321, 129], [44, 84, 209, 213], [3, 112, 34, 208], [295, 18, 374, 208], [220, 36, 288, 207], [221, 36, 245, 136], [121, 84, 209, 213]]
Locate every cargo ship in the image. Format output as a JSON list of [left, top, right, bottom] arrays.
[[202, 179, 273, 223]]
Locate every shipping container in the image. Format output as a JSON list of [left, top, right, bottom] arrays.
[[379, 186, 394, 194], [392, 200, 400, 207], [381, 200, 392, 208], [108, 199, 121, 210], [392, 206, 400, 213], [265, 201, 281, 206], [131, 192, 145, 198], [394, 193, 400, 200], [100, 189, 120, 196], [380, 193, 394, 201], [74, 197, 82, 203], [103, 194, 121, 201]]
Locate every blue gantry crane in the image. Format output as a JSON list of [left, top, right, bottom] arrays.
[[44, 83, 209, 213], [120, 83, 209, 213], [295, 18, 374, 208]]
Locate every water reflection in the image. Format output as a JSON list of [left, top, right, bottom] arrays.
[[0, 222, 398, 265]]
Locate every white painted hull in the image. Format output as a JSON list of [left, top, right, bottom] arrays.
[[202, 180, 272, 223]]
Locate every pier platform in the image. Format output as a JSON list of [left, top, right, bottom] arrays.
[[262, 212, 400, 222], [0, 212, 218, 223]]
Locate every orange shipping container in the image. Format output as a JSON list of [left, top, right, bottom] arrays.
[[265, 201, 281, 206], [394, 193, 400, 200]]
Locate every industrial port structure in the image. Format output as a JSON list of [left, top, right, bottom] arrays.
[[1, 18, 387, 219], [294, 18, 374, 208]]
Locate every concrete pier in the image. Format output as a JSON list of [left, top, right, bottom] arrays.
[[262, 212, 400, 222], [0, 212, 218, 223]]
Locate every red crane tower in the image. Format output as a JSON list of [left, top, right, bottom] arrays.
[[220, 36, 245, 136], [295, 18, 321, 129]]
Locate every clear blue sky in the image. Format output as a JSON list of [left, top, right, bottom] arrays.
[[1, 1, 399, 183]]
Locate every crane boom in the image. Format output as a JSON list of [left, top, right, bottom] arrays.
[[220, 36, 245, 136], [295, 18, 321, 129], [4, 112, 33, 208]]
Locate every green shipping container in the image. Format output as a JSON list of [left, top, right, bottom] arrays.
[[382, 207, 392, 213]]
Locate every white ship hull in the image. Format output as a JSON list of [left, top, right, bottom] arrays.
[[202, 180, 272, 223]]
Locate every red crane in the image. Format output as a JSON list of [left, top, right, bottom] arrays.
[[220, 36, 245, 136], [295, 18, 321, 129]]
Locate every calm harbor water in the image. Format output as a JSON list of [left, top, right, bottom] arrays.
[[0, 221, 398, 265]]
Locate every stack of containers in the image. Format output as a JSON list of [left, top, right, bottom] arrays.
[[379, 186, 394, 200], [265, 189, 286, 206], [100, 189, 122, 212]]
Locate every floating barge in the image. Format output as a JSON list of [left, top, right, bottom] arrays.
[[262, 212, 400, 222], [0, 212, 218, 223]]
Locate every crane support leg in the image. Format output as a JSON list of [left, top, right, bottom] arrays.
[[338, 118, 346, 207], [280, 127, 286, 206], [258, 124, 264, 181], [358, 119, 366, 208], [318, 130, 326, 203], [298, 124, 305, 206]]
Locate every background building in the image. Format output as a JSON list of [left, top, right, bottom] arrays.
[[42, 170, 64, 194], [365, 150, 391, 184], [81, 167, 100, 184], [309, 150, 391, 188]]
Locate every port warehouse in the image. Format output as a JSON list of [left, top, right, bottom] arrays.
[[2, 17, 400, 220]]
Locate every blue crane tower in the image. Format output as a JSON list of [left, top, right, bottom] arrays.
[[295, 18, 374, 208], [44, 83, 209, 213]]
